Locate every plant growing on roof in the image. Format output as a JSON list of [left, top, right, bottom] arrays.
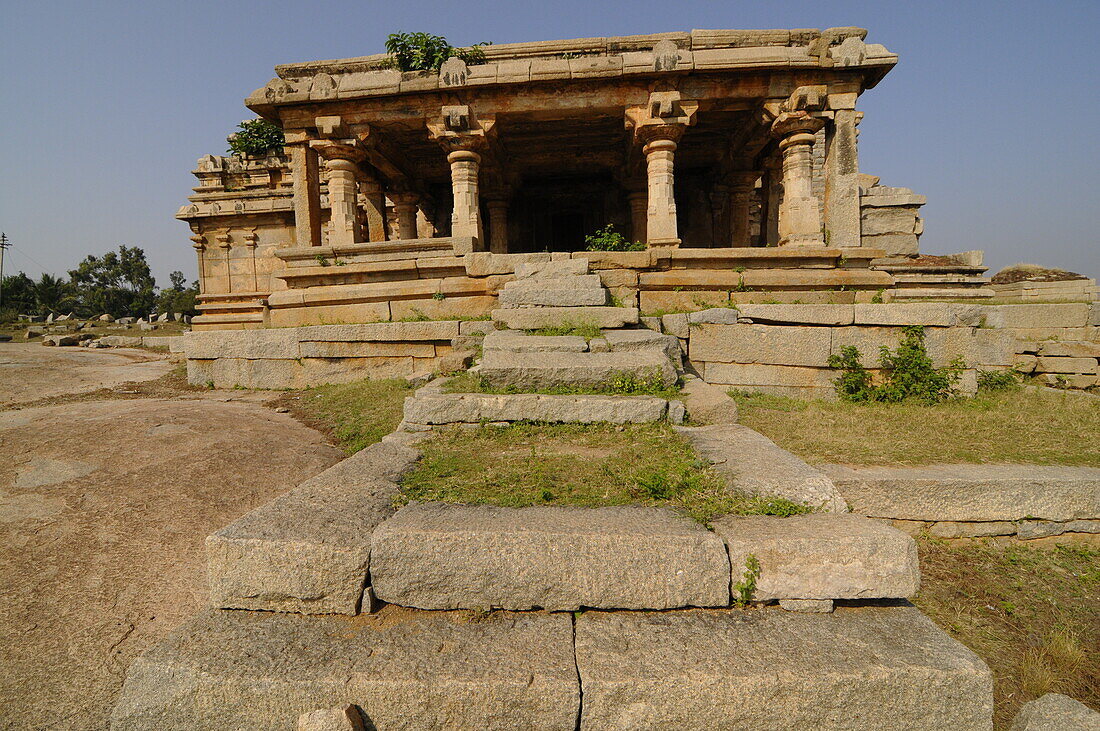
[[227, 119, 285, 157], [382, 32, 491, 72], [584, 224, 646, 252]]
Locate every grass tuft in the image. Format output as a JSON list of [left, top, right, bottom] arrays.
[[444, 370, 681, 399], [275, 378, 412, 454]]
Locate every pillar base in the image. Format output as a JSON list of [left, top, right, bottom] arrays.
[[779, 234, 826, 247], [647, 238, 681, 248]]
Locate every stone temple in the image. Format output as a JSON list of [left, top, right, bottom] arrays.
[[178, 28, 983, 333]]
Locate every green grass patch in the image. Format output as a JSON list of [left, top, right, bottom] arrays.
[[443, 370, 681, 399], [277, 378, 412, 454], [529, 323, 604, 340], [398, 422, 812, 524], [731, 388, 1100, 466], [915, 539, 1099, 727]]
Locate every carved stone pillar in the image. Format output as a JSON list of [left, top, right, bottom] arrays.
[[627, 190, 648, 244], [391, 192, 420, 240], [358, 174, 388, 242], [728, 173, 758, 247], [486, 198, 509, 254], [641, 129, 683, 247], [416, 208, 434, 238], [189, 236, 206, 295], [772, 111, 826, 246], [215, 231, 232, 293], [447, 149, 483, 243], [824, 108, 862, 248], [287, 143, 322, 247], [323, 157, 361, 247]]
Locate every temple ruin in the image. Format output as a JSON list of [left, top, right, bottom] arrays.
[[179, 28, 989, 334]]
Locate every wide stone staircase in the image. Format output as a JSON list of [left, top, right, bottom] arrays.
[[110, 257, 995, 729]]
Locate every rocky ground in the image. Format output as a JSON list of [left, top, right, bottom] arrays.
[[0, 344, 343, 729]]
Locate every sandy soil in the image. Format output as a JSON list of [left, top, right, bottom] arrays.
[[0, 347, 343, 729], [0, 343, 173, 407]]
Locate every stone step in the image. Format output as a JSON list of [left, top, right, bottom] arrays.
[[402, 391, 680, 427], [575, 606, 992, 729], [498, 276, 609, 308], [482, 330, 589, 353], [110, 607, 579, 730], [492, 306, 639, 330], [111, 605, 993, 729], [479, 349, 677, 390], [370, 504, 730, 611]]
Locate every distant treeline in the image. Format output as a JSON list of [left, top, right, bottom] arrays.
[[0, 245, 198, 322]]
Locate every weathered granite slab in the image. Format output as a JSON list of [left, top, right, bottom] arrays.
[[711, 514, 920, 600], [111, 608, 578, 730], [574, 606, 992, 730], [402, 392, 671, 425], [823, 464, 1100, 522], [206, 437, 422, 614], [479, 349, 677, 390], [482, 331, 588, 353], [1010, 693, 1100, 730], [492, 306, 639, 330], [370, 504, 731, 611], [676, 424, 846, 512]]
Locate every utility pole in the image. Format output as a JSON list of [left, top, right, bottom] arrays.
[[0, 233, 9, 310]]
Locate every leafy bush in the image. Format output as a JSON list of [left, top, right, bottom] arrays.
[[382, 32, 490, 72], [227, 119, 284, 157], [584, 224, 646, 252], [827, 326, 964, 403], [977, 369, 1020, 392]]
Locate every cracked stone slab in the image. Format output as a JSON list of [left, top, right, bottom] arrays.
[[676, 424, 847, 512], [711, 514, 920, 600], [574, 606, 992, 730], [822, 464, 1100, 522], [370, 503, 730, 611], [111, 607, 578, 730]]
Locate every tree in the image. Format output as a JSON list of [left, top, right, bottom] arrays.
[[227, 119, 284, 157], [34, 273, 75, 315], [156, 270, 199, 315], [0, 272, 36, 314], [68, 246, 157, 318]]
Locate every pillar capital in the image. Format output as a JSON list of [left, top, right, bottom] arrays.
[[310, 139, 368, 163], [428, 105, 496, 155], [770, 110, 825, 141], [626, 91, 698, 147]]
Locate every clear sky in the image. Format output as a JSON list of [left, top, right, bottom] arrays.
[[2, 0, 1098, 285]]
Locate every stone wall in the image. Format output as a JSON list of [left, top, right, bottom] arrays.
[[860, 184, 925, 256], [990, 303, 1100, 389]]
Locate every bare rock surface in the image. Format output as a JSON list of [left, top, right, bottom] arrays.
[[711, 513, 920, 600], [676, 424, 847, 512], [370, 503, 730, 611], [111, 607, 579, 730], [1010, 693, 1100, 730], [0, 342, 172, 406], [823, 463, 1100, 521], [0, 398, 341, 730], [574, 605, 993, 730]]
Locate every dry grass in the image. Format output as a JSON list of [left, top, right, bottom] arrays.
[[399, 423, 811, 524], [274, 378, 412, 454], [915, 538, 1099, 727], [732, 388, 1100, 466]]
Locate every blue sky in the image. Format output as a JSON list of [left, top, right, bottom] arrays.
[[2, 0, 1098, 284]]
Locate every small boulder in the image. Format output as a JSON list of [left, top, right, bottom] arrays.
[[98, 314, 114, 322], [1010, 692, 1100, 730]]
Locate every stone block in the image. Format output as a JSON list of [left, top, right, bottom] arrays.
[[690, 323, 831, 366], [736, 304, 854, 325], [1017, 520, 1065, 540], [482, 331, 588, 353], [676, 424, 846, 512], [296, 705, 365, 731], [974, 328, 1016, 367], [686, 307, 742, 325], [574, 250, 652, 269], [596, 268, 638, 288], [370, 504, 730, 611], [298, 341, 435, 358], [712, 514, 920, 600], [929, 521, 1016, 538], [402, 393, 670, 426], [854, 303, 984, 327], [661, 313, 689, 338], [514, 259, 588, 279], [639, 289, 729, 314], [459, 320, 496, 336], [574, 606, 992, 730], [1013, 354, 1038, 373], [479, 350, 677, 390], [1038, 340, 1100, 358], [862, 233, 919, 256], [678, 375, 738, 425], [465, 252, 550, 277], [206, 440, 420, 614], [111, 608, 578, 730], [300, 321, 460, 342], [860, 206, 920, 235], [983, 303, 1091, 329], [702, 362, 837, 397], [823, 464, 1100, 522], [1034, 356, 1098, 374], [779, 598, 834, 613], [492, 306, 639, 330], [389, 296, 495, 322], [1036, 373, 1097, 388], [601, 329, 682, 362], [1010, 692, 1100, 730], [498, 284, 607, 308]]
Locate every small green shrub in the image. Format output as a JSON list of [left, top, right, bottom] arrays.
[[584, 224, 646, 252], [382, 32, 490, 72], [228, 119, 284, 157], [733, 554, 761, 607], [828, 326, 964, 403], [977, 369, 1020, 392]]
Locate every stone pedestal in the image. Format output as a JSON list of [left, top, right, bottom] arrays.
[[448, 150, 483, 244], [772, 112, 825, 247]]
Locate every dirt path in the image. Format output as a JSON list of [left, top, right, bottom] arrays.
[[0, 343, 172, 407], [0, 346, 344, 729]]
